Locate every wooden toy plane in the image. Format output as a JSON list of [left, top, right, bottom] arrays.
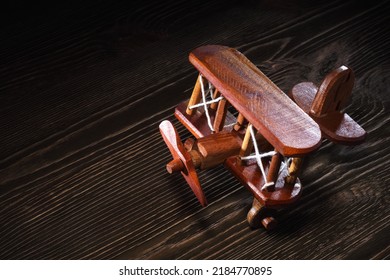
[[159, 45, 366, 230]]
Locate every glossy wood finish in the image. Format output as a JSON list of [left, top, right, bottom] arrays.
[[159, 120, 207, 206], [196, 132, 242, 169], [266, 151, 283, 189], [247, 198, 278, 230], [213, 98, 229, 132], [189, 45, 322, 156], [225, 157, 302, 207], [290, 66, 366, 144], [186, 74, 202, 116], [0, 0, 388, 260], [175, 101, 236, 138], [311, 66, 354, 116]]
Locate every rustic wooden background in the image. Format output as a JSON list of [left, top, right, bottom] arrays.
[[0, 0, 389, 259]]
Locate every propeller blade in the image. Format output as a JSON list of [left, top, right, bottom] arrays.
[[159, 120, 208, 206]]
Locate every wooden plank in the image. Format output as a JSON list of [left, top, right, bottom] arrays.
[[0, 0, 388, 260], [189, 45, 322, 156]]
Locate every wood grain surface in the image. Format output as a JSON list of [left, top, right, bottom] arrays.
[[189, 45, 322, 156], [0, 0, 389, 259]]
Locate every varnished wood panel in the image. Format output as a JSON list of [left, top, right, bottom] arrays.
[[0, 0, 389, 259], [189, 45, 321, 156]]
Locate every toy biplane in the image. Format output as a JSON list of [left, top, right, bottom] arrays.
[[159, 45, 366, 230]]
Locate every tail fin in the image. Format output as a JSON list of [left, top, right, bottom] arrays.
[[310, 66, 354, 117]]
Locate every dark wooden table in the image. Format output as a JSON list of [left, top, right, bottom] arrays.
[[0, 0, 389, 259]]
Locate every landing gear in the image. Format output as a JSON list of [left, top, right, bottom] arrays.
[[247, 198, 278, 230]]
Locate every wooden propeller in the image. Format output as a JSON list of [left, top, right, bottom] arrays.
[[159, 120, 207, 206]]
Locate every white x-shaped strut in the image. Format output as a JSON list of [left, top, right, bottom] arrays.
[[240, 124, 291, 190], [188, 74, 224, 132], [239, 124, 276, 190]]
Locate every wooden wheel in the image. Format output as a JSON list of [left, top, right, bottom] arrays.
[[247, 198, 277, 230], [159, 120, 207, 206]]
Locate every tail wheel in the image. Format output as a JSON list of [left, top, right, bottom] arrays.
[[159, 120, 207, 206]]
